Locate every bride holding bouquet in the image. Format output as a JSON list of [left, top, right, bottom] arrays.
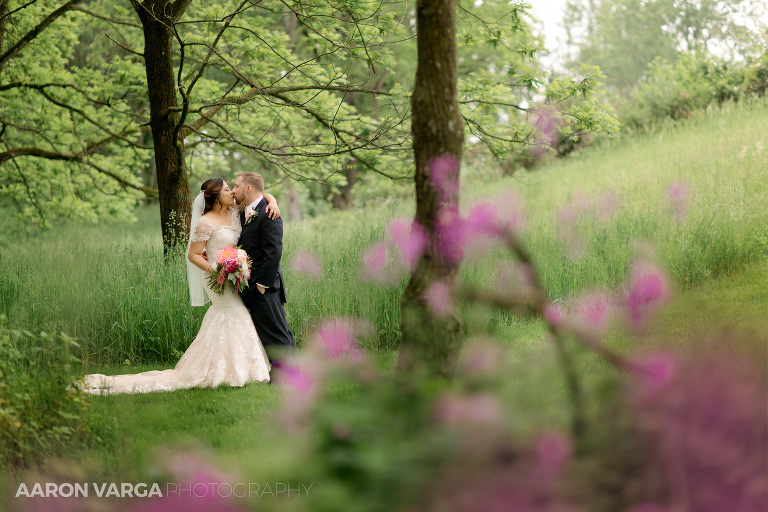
[[81, 178, 277, 393]]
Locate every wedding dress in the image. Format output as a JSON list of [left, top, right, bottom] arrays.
[[81, 206, 270, 394]]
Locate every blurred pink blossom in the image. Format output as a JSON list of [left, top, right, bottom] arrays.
[[575, 291, 614, 332], [429, 153, 460, 201], [629, 505, 669, 512], [278, 361, 314, 393], [632, 352, 676, 396], [534, 431, 573, 478], [435, 208, 467, 264], [464, 202, 499, 237], [434, 392, 502, 426], [667, 181, 690, 219], [360, 242, 394, 283], [625, 260, 671, 329], [544, 304, 564, 327], [313, 318, 363, 359], [629, 350, 767, 511], [135, 453, 246, 512], [388, 219, 428, 269], [277, 354, 327, 430], [290, 248, 322, 279], [424, 281, 453, 316]]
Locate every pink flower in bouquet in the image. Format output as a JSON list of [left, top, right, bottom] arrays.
[[216, 246, 238, 264], [208, 246, 251, 295]]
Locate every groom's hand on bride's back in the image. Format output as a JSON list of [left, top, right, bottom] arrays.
[[264, 203, 281, 220]]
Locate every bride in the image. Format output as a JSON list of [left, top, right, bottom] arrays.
[[81, 178, 277, 393]]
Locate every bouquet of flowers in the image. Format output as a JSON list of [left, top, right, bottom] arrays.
[[207, 246, 251, 296]]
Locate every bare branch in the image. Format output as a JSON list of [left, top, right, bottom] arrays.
[[104, 32, 144, 56], [73, 6, 141, 27]]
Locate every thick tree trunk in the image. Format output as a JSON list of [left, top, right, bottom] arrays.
[[133, 0, 191, 252], [397, 0, 464, 378]]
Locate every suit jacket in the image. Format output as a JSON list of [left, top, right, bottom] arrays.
[[237, 198, 288, 305]]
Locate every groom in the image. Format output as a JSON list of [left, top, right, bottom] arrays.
[[232, 172, 295, 367]]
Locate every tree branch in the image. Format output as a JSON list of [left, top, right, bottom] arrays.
[[0, 0, 86, 70], [73, 6, 141, 27], [0, 145, 158, 197], [104, 32, 144, 56]]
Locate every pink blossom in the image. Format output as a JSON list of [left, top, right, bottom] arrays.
[[278, 362, 314, 393], [626, 260, 671, 329], [424, 281, 453, 316], [544, 304, 564, 327], [464, 202, 499, 237], [429, 153, 460, 201], [434, 392, 502, 426], [534, 431, 572, 478], [667, 181, 689, 202], [629, 505, 668, 512], [388, 219, 428, 269], [360, 242, 394, 283], [135, 453, 246, 512], [534, 108, 559, 141], [667, 181, 690, 219], [314, 319, 360, 359], [575, 292, 613, 332], [435, 208, 467, 264], [277, 355, 326, 430], [290, 248, 322, 278], [632, 352, 676, 396]]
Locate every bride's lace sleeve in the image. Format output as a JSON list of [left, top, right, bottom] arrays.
[[190, 217, 213, 243]]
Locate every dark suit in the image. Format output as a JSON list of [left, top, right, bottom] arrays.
[[237, 198, 295, 361]]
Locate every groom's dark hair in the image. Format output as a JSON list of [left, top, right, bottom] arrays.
[[239, 172, 264, 192]]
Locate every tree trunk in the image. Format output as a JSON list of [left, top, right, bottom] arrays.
[[286, 184, 302, 222], [397, 0, 464, 378], [331, 164, 357, 210], [133, 0, 191, 252]]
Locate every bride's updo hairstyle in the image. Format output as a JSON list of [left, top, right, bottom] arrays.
[[201, 177, 224, 214]]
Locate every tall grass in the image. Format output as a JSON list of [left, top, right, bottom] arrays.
[[1, 99, 767, 366]]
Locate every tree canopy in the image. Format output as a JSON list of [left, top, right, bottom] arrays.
[[1, 0, 617, 247]]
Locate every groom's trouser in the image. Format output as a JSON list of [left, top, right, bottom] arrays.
[[248, 290, 295, 363]]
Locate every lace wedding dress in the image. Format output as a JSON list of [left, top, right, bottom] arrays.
[[81, 207, 271, 394]]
